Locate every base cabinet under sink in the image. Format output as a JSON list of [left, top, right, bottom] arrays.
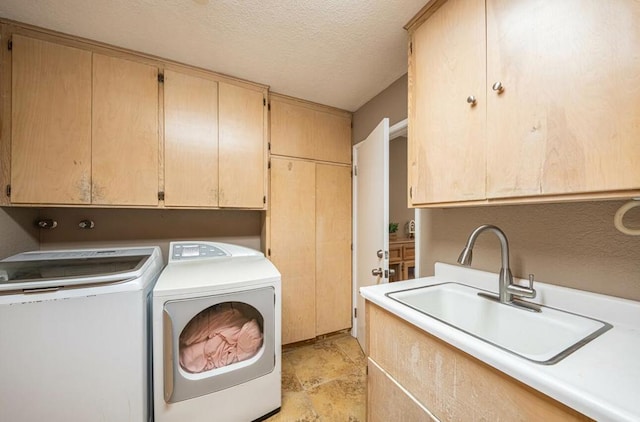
[[365, 302, 592, 421]]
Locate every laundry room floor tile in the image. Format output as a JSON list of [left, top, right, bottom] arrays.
[[266, 332, 367, 422]]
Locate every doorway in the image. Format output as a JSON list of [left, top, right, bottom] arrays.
[[351, 118, 419, 352]]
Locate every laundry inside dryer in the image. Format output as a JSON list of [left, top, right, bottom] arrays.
[[179, 301, 264, 374]]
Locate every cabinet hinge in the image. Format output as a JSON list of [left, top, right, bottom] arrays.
[[268, 103, 271, 111], [263, 195, 266, 204], [268, 160, 271, 169], [267, 248, 271, 256], [268, 142, 271, 151], [409, 186, 413, 199], [157, 73, 164, 83], [7, 39, 12, 51], [263, 98, 266, 106], [5, 184, 11, 197], [354, 307, 358, 318], [158, 191, 165, 201], [409, 42, 413, 54], [354, 165, 358, 176]]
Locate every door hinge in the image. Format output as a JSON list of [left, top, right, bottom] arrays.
[[7, 40, 12, 51], [5, 184, 11, 197], [354, 308, 357, 318], [158, 73, 164, 83], [263, 195, 266, 204], [158, 191, 165, 201], [354, 165, 358, 176]]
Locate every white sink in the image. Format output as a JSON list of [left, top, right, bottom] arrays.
[[386, 282, 612, 364]]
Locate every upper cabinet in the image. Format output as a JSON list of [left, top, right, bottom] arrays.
[[218, 82, 266, 208], [2, 24, 268, 209], [10, 35, 92, 205], [92, 54, 159, 206], [270, 94, 352, 164], [163, 69, 219, 207], [408, 0, 640, 207], [408, 0, 486, 204]]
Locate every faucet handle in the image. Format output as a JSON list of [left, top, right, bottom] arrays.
[[528, 274, 535, 289]]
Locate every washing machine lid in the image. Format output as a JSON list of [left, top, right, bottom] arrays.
[[0, 247, 160, 293]]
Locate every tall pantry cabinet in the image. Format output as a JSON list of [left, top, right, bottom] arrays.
[[269, 94, 352, 345]]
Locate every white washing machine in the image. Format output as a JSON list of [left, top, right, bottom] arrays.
[[0, 246, 164, 422], [153, 241, 281, 422]]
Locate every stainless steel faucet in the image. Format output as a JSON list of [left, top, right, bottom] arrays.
[[457, 224, 537, 310]]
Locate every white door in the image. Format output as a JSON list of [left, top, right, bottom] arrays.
[[352, 118, 389, 352]]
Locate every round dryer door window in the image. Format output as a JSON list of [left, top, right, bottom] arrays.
[[163, 287, 276, 403], [179, 302, 264, 374]]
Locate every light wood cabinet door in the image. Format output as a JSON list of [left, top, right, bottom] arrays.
[[486, 0, 640, 198], [92, 54, 159, 206], [313, 110, 351, 164], [270, 97, 315, 159], [270, 95, 352, 164], [164, 70, 218, 207], [315, 163, 352, 335], [11, 35, 92, 204], [218, 82, 265, 208], [409, 0, 486, 205], [270, 158, 316, 344]]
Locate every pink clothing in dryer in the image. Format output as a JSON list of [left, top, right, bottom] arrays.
[[179, 304, 263, 374]]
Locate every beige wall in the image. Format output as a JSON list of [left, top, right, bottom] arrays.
[[0, 207, 39, 258], [419, 201, 640, 301], [353, 72, 640, 302], [352, 74, 407, 144], [38, 208, 262, 262], [389, 137, 414, 233]]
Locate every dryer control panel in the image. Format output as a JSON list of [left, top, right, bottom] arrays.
[[171, 243, 228, 260], [168, 241, 263, 262]]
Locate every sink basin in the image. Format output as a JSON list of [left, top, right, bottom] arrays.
[[386, 282, 612, 364]]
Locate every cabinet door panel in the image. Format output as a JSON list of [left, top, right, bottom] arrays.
[[487, 0, 640, 197], [312, 111, 351, 164], [409, 0, 486, 204], [92, 54, 159, 205], [315, 163, 352, 335], [11, 35, 91, 204], [218, 83, 265, 208], [164, 70, 218, 207], [270, 158, 316, 344], [270, 97, 315, 159]]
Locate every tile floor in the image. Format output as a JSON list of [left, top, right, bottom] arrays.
[[265, 332, 367, 421]]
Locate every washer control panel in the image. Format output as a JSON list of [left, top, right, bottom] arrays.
[[171, 243, 229, 261]]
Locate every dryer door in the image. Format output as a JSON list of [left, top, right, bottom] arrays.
[[163, 287, 275, 403]]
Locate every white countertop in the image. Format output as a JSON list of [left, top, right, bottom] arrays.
[[360, 263, 640, 422]]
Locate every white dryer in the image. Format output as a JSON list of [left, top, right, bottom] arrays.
[[153, 241, 281, 422], [0, 246, 163, 422]]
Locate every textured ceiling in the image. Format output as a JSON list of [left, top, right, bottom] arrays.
[[0, 0, 428, 111]]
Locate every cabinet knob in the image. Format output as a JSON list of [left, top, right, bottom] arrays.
[[466, 95, 477, 106], [492, 82, 504, 93]]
